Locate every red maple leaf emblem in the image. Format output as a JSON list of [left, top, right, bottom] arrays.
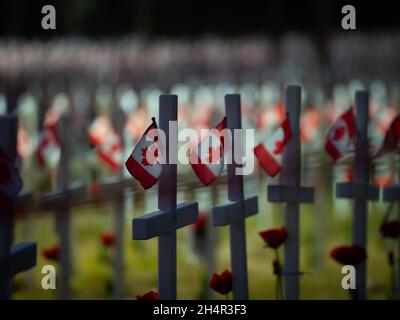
[[333, 126, 345, 141], [272, 140, 284, 155], [141, 146, 159, 166]]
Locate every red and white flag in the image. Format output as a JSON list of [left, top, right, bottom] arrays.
[[375, 114, 400, 157], [253, 117, 292, 177], [36, 122, 61, 168], [97, 130, 122, 171], [125, 118, 162, 189], [17, 126, 30, 161], [88, 116, 123, 171], [324, 108, 356, 161], [190, 117, 227, 186], [0, 148, 22, 200]]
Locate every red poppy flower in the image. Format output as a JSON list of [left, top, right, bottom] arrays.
[[192, 213, 207, 237], [42, 245, 60, 261], [259, 227, 288, 249], [272, 259, 282, 276], [209, 270, 232, 295], [330, 245, 367, 265], [136, 290, 158, 300], [380, 220, 400, 239], [101, 233, 116, 247]]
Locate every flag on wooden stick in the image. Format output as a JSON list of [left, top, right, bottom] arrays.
[[324, 108, 356, 161], [125, 117, 162, 189], [190, 117, 227, 186], [88, 115, 123, 171], [375, 114, 400, 157], [253, 117, 292, 177]]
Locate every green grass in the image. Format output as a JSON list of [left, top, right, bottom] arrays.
[[11, 182, 397, 300]]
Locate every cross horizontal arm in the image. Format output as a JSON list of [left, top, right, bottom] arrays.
[[100, 177, 135, 196], [336, 182, 379, 201], [40, 182, 87, 209], [382, 184, 400, 202], [267, 185, 314, 203], [10, 242, 36, 277], [132, 202, 198, 240], [212, 196, 258, 226]]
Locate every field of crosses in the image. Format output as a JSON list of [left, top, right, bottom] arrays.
[[0, 35, 400, 300]]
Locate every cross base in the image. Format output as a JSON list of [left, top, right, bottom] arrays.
[[267, 185, 314, 203], [336, 182, 379, 200], [212, 196, 258, 226], [132, 202, 198, 240], [9, 243, 37, 276], [383, 184, 400, 202]]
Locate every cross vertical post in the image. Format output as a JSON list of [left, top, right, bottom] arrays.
[[267, 85, 314, 300], [205, 184, 219, 298], [283, 86, 301, 300], [396, 208, 400, 300], [39, 115, 86, 299], [158, 94, 178, 299], [212, 94, 258, 300], [132, 94, 198, 300], [397, 185, 400, 300], [111, 196, 124, 299], [0, 115, 37, 300], [226, 94, 249, 300], [336, 91, 379, 299], [353, 92, 369, 299], [100, 178, 127, 299], [382, 170, 400, 299], [55, 116, 72, 300], [111, 101, 126, 300]]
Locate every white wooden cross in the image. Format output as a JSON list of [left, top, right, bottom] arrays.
[[336, 91, 379, 300], [0, 115, 37, 300], [39, 115, 87, 299], [98, 102, 128, 300], [212, 94, 258, 300], [267, 85, 314, 300], [100, 176, 128, 299], [132, 94, 198, 300], [382, 177, 400, 299]]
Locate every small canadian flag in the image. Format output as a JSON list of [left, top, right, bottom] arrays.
[[324, 108, 356, 161], [253, 117, 292, 177], [36, 122, 61, 169], [88, 116, 123, 171], [375, 114, 400, 157], [190, 117, 227, 186], [125, 118, 162, 189]]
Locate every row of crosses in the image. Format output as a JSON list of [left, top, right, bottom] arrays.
[[1, 86, 398, 300]]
